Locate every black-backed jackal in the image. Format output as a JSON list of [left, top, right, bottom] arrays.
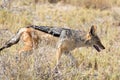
[[0, 25, 105, 68], [30, 25, 105, 68]]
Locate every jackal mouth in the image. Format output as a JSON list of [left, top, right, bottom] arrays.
[[93, 45, 105, 52], [93, 41, 105, 52], [93, 45, 100, 52]]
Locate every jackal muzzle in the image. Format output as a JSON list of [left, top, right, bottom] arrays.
[[93, 43, 105, 52]]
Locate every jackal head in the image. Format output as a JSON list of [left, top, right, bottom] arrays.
[[86, 25, 105, 52]]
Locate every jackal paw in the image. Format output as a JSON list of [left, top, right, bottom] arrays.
[[15, 56, 21, 62], [53, 66, 61, 74]]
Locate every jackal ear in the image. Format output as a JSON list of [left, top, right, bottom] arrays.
[[90, 25, 97, 36]]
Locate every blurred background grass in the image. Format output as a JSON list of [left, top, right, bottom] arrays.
[[0, 0, 120, 80]]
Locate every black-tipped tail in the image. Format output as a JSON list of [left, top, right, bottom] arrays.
[[0, 28, 22, 52], [0, 36, 20, 52], [0, 47, 5, 51]]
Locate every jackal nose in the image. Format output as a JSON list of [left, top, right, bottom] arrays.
[[100, 45, 105, 49], [102, 46, 105, 49], [98, 42, 105, 50]]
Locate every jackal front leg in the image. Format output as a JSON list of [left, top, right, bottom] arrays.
[[64, 52, 78, 68], [56, 47, 63, 67], [53, 47, 63, 73]]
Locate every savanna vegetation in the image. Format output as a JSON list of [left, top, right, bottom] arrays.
[[0, 0, 120, 80]]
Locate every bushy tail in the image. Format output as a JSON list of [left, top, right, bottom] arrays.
[[30, 25, 66, 37], [0, 28, 24, 51]]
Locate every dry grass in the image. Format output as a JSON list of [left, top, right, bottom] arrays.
[[1, 0, 120, 10], [0, 0, 120, 80]]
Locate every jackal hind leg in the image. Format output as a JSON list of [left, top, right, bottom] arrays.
[[64, 52, 78, 68], [18, 46, 32, 54], [16, 46, 32, 62]]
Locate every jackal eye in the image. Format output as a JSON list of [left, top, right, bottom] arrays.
[[94, 36, 100, 41]]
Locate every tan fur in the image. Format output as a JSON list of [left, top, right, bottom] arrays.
[[55, 25, 105, 68], [18, 28, 34, 54], [18, 28, 58, 54]]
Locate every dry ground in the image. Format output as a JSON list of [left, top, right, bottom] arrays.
[[0, 1, 120, 80]]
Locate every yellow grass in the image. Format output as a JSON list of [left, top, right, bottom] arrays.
[[0, 0, 120, 80]]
